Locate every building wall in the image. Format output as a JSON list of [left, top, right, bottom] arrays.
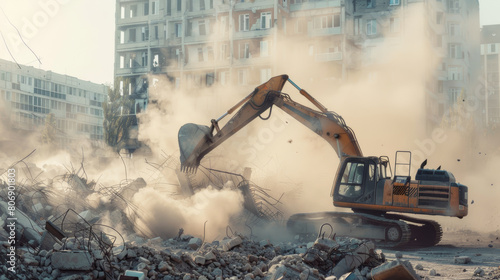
[[481, 24, 500, 126], [114, 0, 481, 131], [0, 59, 107, 148]]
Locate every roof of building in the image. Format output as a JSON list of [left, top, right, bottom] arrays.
[[481, 24, 500, 44]]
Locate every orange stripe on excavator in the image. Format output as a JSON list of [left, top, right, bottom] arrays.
[[333, 201, 467, 218]]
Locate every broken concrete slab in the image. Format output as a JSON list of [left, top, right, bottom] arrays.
[[369, 260, 419, 280], [51, 250, 94, 271], [188, 237, 202, 250], [219, 236, 242, 251], [454, 256, 471, 264], [0, 201, 43, 246], [329, 241, 375, 277]]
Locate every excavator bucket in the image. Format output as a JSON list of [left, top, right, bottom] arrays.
[[178, 123, 211, 173]]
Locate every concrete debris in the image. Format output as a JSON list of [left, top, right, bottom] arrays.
[[219, 236, 243, 251], [188, 237, 203, 250], [454, 256, 472, 264], [51, 250, 94, 270], [369, 259, 420, 280]]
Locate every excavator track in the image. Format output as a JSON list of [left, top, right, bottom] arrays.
[[385, 214, 443, 247], [287, 211, 441, 248]]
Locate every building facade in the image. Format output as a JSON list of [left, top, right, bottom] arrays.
[[481, 24, 500, 127], [0, 59, 107, 148], [114, 0, 480, 130]]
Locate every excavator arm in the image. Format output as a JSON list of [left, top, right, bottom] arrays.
[[178, 74, 362, 173]]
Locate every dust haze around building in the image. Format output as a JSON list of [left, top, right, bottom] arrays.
[[137, 3, 499, 236]]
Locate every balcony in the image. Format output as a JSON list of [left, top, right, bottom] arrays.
[[234, 28, 272, 40], [315, 52, 343, 62], [115, 67, 148, 76], [117, 16, 149, 26], [116, 41, 150, 51], [310, 27, 343, 37], [290, 0, 342, 11]]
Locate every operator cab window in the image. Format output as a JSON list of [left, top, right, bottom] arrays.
[[338, 162, 365, 198]]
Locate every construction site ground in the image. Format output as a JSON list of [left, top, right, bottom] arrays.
[[384, 229, 500, 280]]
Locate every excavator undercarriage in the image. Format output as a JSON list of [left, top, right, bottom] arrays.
[[287, 211, 442, 248]]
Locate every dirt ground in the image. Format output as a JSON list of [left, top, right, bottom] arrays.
[[383, 229, 500, 280]]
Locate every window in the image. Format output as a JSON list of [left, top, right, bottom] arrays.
[[220, 16, 228, 36], [436, 12, 443, 24], [220, 44, 228, 60], [120, 6, 125, 19], [198, 48, 204, 62], [338, 162, 365, 198], [129, 29, 136, 42], [175, 23, 182, 37], [296, 19, 306, 33], [152, 1, 158, 14], [200, 0, 205, 10], [187, 0, 193, 11], [314, 16, 333, 29], [491, 44, 497, 53], [186, 21, 192, 36], [120, 55, 125, 68], [447, 0, 460, 13], [167, 0, 171, 15], [260, 40, 269, 57], [438, 81, 443, 93], [389, 0, 399, 5], [220, 71, 227, 86], [354, 17, 361, 35], [209, 0, 213, 9], [207, 46, 214, 61], [367, 0, 373, 8], [435, 34, 442, 47], [206, 72, 214, 86], [449, 43, 462, 59], [239, 43, 249, 59], [260, 68, 271, 83], [449, 22, 460, 36], [334, 14, 340, 27], [238, 70, 248, 85], [449, 88, 461, 104], [199, 20, 206, 36], [366, 19, 377, 35], [448, 66, 462, 80], [177, 0, 182, 12], [142, 52, 148, 67], [239, 14, 249, 31], [144, 3, 149, 15], [142, 26, 149, 41], [154, 25, 159, 39], [261, 12, 272, 29], [120, 31, 125, 44], [390, 17, 400, 33], [130, 5, 137, 18]]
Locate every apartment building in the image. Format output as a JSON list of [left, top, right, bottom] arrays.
[[114, 0, 352, 99], [350, 0, 480, 129], [114, 0, 480, 130], [0, 58, 108, 148], [481, 24, 500, 127]]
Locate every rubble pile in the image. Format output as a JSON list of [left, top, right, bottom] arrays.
[[1, 228, 420, 280]]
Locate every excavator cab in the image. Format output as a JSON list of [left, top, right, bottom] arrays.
[[332, 156, 389, 206]]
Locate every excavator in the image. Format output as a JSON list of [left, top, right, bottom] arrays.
[[177, 75, 468, 247]]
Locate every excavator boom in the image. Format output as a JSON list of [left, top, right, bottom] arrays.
[[178, 75, 362, 172]]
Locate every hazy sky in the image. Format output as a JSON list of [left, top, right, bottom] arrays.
[[0, 0, 498, 86]]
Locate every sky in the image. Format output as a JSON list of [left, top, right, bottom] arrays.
[[0, 0, 499, 86]]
